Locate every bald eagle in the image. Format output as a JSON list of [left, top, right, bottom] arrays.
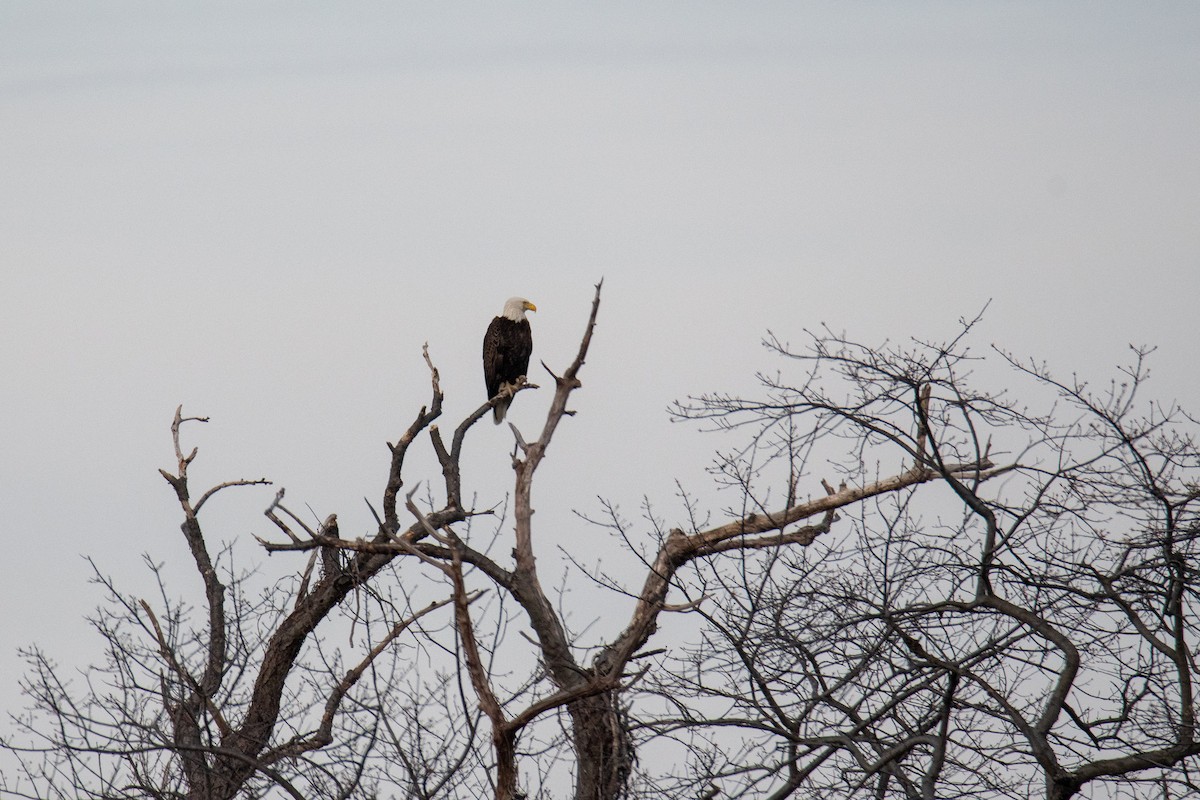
[[482, 297, 536, 424]]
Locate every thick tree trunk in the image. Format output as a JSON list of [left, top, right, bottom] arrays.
[[570, 692, 632, 800], [494, 731, 520, 800]]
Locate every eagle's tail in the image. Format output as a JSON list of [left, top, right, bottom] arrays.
[[492, 398, 510, 425]]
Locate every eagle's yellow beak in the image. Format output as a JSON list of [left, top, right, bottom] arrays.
[[524, 301, 538, 312]]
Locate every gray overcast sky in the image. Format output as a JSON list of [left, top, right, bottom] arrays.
[[2, 2, 1198, 732]]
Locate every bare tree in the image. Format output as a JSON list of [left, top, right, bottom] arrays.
[[3, 285, 624, 800], [1, 390, 480, 800], [641, 321, 1200, 799], [5, 291, 1196, 800]]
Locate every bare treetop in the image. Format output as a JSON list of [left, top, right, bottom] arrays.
[[4, 290, 1198, 800]]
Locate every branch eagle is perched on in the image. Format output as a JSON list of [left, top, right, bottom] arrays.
[[482, 297, 536, 424]]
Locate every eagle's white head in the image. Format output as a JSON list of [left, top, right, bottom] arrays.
[[502, 297, 537, 322]]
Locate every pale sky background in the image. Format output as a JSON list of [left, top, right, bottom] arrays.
[[2, 0, 1199, 760]]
